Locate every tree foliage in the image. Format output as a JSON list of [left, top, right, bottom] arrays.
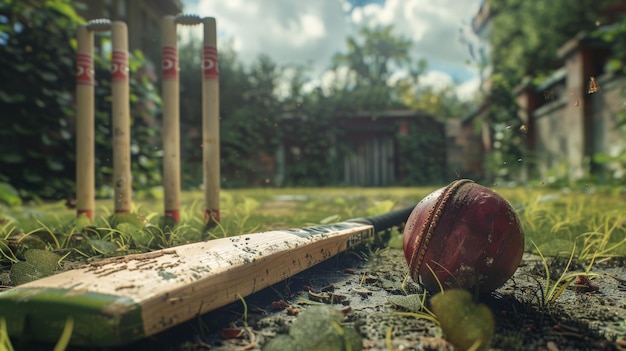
[[175, 24, 454, 187], [487, 0, 615, 128], [489, 0, 613, 82], [396, 118, 447, 185], [178, 39, 285, 187], [484, 0, 617, 180], [280, 84, 346, 187], [591, 14, 626, 183], [487, 0, 618, 123], [397, 80, 474, 120], [0, 0, 82, 199], [331, 25, 416, 110], [0, 2, 461, 195], [0, 0, 162, 200], [92, 49, 163, 197], [333, 25, 412, 87]]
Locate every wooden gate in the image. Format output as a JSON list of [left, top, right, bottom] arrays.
[[343, 136, 395, 186]]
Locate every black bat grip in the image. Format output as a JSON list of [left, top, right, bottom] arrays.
[[348, 205, 417, 232]]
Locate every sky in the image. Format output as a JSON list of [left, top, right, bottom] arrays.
[[180, 0, 483, 100]]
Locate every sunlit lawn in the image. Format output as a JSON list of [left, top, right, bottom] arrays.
[[1, 185, 625, 269]]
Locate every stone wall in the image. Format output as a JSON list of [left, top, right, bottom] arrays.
[[515, 33, 624, 183]]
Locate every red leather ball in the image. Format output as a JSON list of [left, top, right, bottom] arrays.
[[403, 179, 524, 293]]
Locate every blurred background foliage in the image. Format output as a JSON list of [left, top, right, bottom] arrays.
[[0, 0, 81, 200], [0, 0, 163, 201], [485, 0, 625, 185], [1, 0, 464, 203], [591, 13, 626, 179], [2, 0, 623, 205]]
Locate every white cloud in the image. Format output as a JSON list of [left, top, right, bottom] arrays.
[[348, 0, 480, 73], [316, 65, 356, 95], [419, 70, 455, 91], [183, 0, 481, 97], [269, 13, 326, 48], [389, 69, 479, 100], [186, 0, 346, 69], [455, 76, 480, 101]]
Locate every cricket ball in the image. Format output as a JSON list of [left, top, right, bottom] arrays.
[[402, 179, 524, 293]]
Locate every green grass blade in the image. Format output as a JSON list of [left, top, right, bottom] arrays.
[[0, 317, 15, 351], [53, 317, 74, 351]]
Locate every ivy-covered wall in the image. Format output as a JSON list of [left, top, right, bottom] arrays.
[[0, 0, 163, 200]]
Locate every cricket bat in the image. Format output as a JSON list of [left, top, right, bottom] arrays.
[[0, 206, 414, 346]]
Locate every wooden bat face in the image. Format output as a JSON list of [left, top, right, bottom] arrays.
[[0, 221, 374, 346]]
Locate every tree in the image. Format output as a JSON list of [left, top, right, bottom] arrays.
[[0, 0, 162, 200], [178, 38, 339, 188], [0, 0, 83, 199], [489, 0, 614, 82], [220, 54, 284, 186], [280, 77, 346, 186], [330, 25, 414, 110], [177, 38, 205, 187], [484, 0, 617, 180], [397, 81, 474, 120], [590, 14, 626, 184]]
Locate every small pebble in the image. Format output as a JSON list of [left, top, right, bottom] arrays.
[[547, 341, 560, 351]]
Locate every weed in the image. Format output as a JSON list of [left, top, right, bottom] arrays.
[[52, 317, 73, 351], [424, 263, 446, 294], [385, 326, 393, 351], [56, 251, 72, 266], [361, 246, 389, 265], [530, 241, 599, 306], [1, 186, 624, 288], [0, 317, 14, 351], [0, 316, 74, 351], [400, 272, 411, 295], [0, 240, 17, 264], [392, 290, 440, 326], [34, 221, 62, 249], [577, 211, 626, 262], [0, 222, 17, 240], [509, 189, 626, 262], [237, 293, 249, 328]]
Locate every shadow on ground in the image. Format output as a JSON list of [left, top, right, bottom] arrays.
[[16, 250, 626, 351]]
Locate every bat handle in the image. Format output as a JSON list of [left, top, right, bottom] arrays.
[[348, 205, 416, 232]]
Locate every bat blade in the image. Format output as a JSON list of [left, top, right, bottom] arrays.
[[0, 221, 376, 346]]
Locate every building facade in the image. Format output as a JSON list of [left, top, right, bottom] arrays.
[[468, 1, 626, 184]]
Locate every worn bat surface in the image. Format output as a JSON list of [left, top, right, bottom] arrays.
[[0, 207, 413, 346]]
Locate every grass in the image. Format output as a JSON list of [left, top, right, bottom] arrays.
[[1, 186, 625, 271], [0, 316, 73, 351], [0, 185, 624, 350], [530, 241, 594, 305], [0, 187, 435, 284], [0, 318, 14, 351]]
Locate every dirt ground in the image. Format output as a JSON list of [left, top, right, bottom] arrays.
[[86, 246, 624, 351], [5, 244, 625, 351]]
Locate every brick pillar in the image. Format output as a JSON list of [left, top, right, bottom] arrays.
[[558, 34, 590, 181], [514, 79, 540, 183]]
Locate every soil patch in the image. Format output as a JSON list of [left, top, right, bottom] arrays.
[[80, 249, 626, 351]]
